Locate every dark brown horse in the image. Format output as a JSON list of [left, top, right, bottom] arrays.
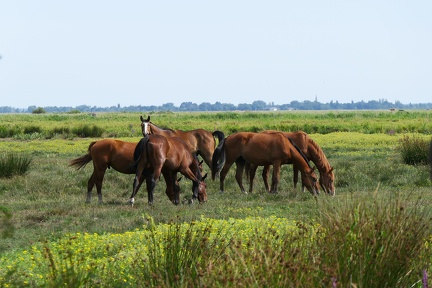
[[211, 132, 319, 194], [69, 139, 182, 203], [247, 131, 335, 195], [129, 134, 208, 206], [140, 116, 224, 172]]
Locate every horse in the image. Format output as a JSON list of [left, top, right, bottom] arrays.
[[211, 132, 319, 195], [246, 131, 335, 195], [129, 134, 208, 206], [69, 139, 183, 203], [140, 115, 224, 172]]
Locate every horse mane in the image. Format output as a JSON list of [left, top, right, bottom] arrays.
[[288, 137, 312, 169], [306, 136, 332, 171]]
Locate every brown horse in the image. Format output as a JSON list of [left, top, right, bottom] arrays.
[[129, 134, 208, 206], [211, 132, 319, 194], [69, 139, 182, 203], [140, 116, 224, 172], [247, 131, 335, 195]]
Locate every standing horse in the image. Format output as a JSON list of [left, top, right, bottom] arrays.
[[247, 131, 335, 195], [211, 132, 319, 194], [69, 139, 182, 203], [140, 116, 224, 172], [129, 134, 208, 206]]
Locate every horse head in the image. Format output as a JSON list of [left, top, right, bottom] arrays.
[[166, 177, 182, 205], [319, 167, 335, 196], [140, 115, 151, 137], [196, 173, 208, 203], [301, 166, 320, 196]]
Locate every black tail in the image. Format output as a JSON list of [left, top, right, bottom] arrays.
[[212, 130, 225, 145], [211, 136, 226, 180], [133, 137, 149, 167]]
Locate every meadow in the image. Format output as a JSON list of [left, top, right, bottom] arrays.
[[0, 110, 431, 287]]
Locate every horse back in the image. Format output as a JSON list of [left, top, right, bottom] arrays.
[[91, 139, 136, 174]]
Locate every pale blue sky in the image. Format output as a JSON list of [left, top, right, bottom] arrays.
[[1, 1, 431, 108]]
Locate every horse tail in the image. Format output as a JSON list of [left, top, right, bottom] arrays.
[[133, 137, 149, 165], [211, 136, 226, 180], [69, 141, 97, 170], [213, 130, 225, 143], [288, 137, 312, 169]]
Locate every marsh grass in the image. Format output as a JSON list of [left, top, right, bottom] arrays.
[[0, 153, 32, 178], [316, 190, 432, 287], [398, 135, 430, 165]]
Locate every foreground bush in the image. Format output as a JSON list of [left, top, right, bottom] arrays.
[[1, 194, 431, 288], [0, 153, 32, 178]]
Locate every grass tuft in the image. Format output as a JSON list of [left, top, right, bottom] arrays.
[[0, 153, 32, 178]]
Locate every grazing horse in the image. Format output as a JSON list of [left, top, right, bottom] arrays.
[[211, 132, 319, 195], [247, 131, 335, 195], [129, 134, 208, 206], [69, 139, 182, 203], [140, 116, 224, 172]]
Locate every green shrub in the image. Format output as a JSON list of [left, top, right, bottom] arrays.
[[72, 125, 104, 138], [0, 153, 32, 178], [23, 125, 42, 134], [398, 135, 429, 165], [32, 107, 46, 114], [0, 126, 21, 138]]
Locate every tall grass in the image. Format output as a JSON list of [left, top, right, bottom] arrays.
[[398, 135, 430, 165], [0, 153, 32, 178], [316, 190, 431, 287]]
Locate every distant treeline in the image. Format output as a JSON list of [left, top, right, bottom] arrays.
[[1, 99, 431, 113]]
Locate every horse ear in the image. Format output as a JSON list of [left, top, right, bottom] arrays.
[[146, 116, 150, 122], [140, 115, 144, 121], [202, 173, 208, 181]]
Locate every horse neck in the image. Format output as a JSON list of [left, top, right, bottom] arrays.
[[307, 138, 332, 172], [290, 150, 312, 172], [150, 123, 175, 137]]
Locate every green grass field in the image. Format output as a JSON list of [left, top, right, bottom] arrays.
[[0, 111, 431, 287]]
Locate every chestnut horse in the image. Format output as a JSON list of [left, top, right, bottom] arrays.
[[247, 131, 335, 195], [211, 132, 319, 194], [129, 134, 208, 206], [69, 139, 182, 203], [140, 116, 224, 172]]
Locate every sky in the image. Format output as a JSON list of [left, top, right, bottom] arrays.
[[1, 1, 431, 109]]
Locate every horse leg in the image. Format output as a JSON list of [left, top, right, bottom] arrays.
[[129, 173, 145, 206], [147, 168, 161, 205], [270, 164, 281, 193], [219, 161, 234, 192], [248, 164, 258, 193], [235, 159, 246, 193], [262, 165, 271, 192], [86, 173, 96, 203], [293, 165, 304, 191], [87, 168, 106, 203]]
